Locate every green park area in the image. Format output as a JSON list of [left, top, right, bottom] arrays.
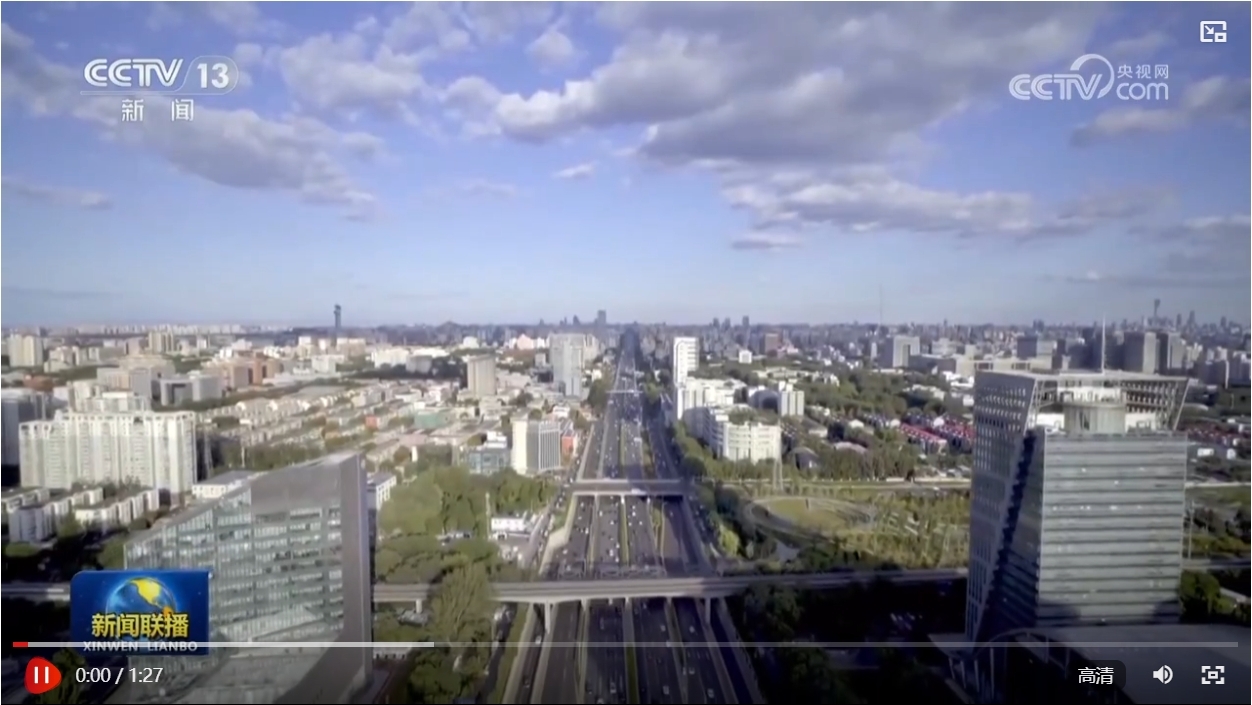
[[748, 491, 970, 569], [694, 465, 1249, 573], [370, 465, 554, 702], [374, 466, 552, 582], [1185, 486, 1251, 560]]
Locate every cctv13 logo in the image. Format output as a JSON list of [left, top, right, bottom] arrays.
[[25, 657, 62, 695]]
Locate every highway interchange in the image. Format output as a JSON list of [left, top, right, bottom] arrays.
[[516, 339, 750, 704]]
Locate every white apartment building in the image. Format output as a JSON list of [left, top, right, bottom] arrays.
[[191, 469, 259, 500], [686, 406, 782, 463], [511, 418, 528, 473], [368, 471, 397, 510], [778, 381, 806, 418], [672, 337, 699, 387], [5, 486, 159, 543], [510, 418, 562, 474], [73, 488, 161, 529], [737, 349, 754, 365], [675, 378, 737, 426], [2, 388, 51, 466], [148, 331, 177, 354], [75, 391, 153, 414], [97, 366, 156, 400], [7, 334, 45, 368], [490, 515, 530, 536], [19, 411, 198, 494]]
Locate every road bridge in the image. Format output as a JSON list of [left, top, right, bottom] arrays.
[[726, 478, 1250, 491], [571, 478, 688, 496], [8, 558, 1244, 606]]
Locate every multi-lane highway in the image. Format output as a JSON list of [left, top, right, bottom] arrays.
[[619, 373, 685, 704], [581, 349, 633, 704]]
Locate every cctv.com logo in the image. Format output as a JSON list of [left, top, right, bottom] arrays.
[[1010, 53, 1169, 101]]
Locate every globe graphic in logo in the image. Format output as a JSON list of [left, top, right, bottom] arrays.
[[103, 577, 179, 639]]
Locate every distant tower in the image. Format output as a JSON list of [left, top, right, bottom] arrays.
[[1153, 298, 1161, 322], [333, 304, 342, 338]]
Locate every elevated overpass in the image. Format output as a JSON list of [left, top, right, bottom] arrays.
[[570, 478, 688, 497], [7, 558, 1245, 605], [374, 568, 967, 603]]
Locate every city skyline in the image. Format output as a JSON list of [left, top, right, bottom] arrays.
[[2, 3, 1249, 325]]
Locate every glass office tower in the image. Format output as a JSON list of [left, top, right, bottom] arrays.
[[967, 370, 1191, 643], [122, 452, 373, 704]]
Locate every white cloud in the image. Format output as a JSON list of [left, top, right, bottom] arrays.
[[716, 168, 1158, 241], [462, 4, 1102, 163], [2, 176, 111, 210], [527, 27, 578, 69], [445, 179, 521, 199], [276, 32, 429, 120], [553, 162, 596, 180], [146, 2, 284, 38], [461, 2, 554, 43], [1, 24, 379, 220], [1072, 76, 1251, 145], [430, 4, 1175, 248], [1105, 31, 1172, 60], [729, 232, 804, 251], [1048, 215, 1251, 291]]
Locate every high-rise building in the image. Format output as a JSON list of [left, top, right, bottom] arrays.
[[510, 418, 561, 473], [123, 453, 373, 703], [549, 334, 585, 398], [1122, 330, 1158, 374], [147, 331, 176, 354], [877, 334, 920, 369], [1, 389, 50, 466], [465, 355, 497, 397], [510, 418, 528, 472], [19, 411, 197, 493], [672, 337, 699, 386], [777, 382, 805, 417], [1156, 331, 1185, 374], [6, 334, 45, 369], [966, 370, 1190, 644], [527, 419, 563, 473]]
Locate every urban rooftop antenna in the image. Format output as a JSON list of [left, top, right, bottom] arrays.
[[1099, 315, 1107, 374], [877, 283, 884, 335]]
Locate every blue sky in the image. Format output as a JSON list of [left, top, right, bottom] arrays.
[[2, 2, 1248, 326]]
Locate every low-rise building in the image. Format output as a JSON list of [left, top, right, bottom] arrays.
[[489, 514, 531, 537], [6, 486, 159, 542], [191, 470, 259, 500], [686, 405, 781, 462]]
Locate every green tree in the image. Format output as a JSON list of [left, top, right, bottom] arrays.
[[4, 543, 41, 558], [97, 537, 127, 570], [586, 379, 609, 412], [380, 474, 443, 535], [429, 562, 493, 644], [56, 516, 83, 540]]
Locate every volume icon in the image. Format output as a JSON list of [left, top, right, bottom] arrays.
[[1152, 665, 1173, 684]]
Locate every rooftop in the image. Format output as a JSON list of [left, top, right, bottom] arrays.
[[197, 470, 260, 487], [984, 369, 1191, 383], [367, 471, 395, 487]]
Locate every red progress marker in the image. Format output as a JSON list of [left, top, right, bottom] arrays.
[[12, 642, 28, 648]]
